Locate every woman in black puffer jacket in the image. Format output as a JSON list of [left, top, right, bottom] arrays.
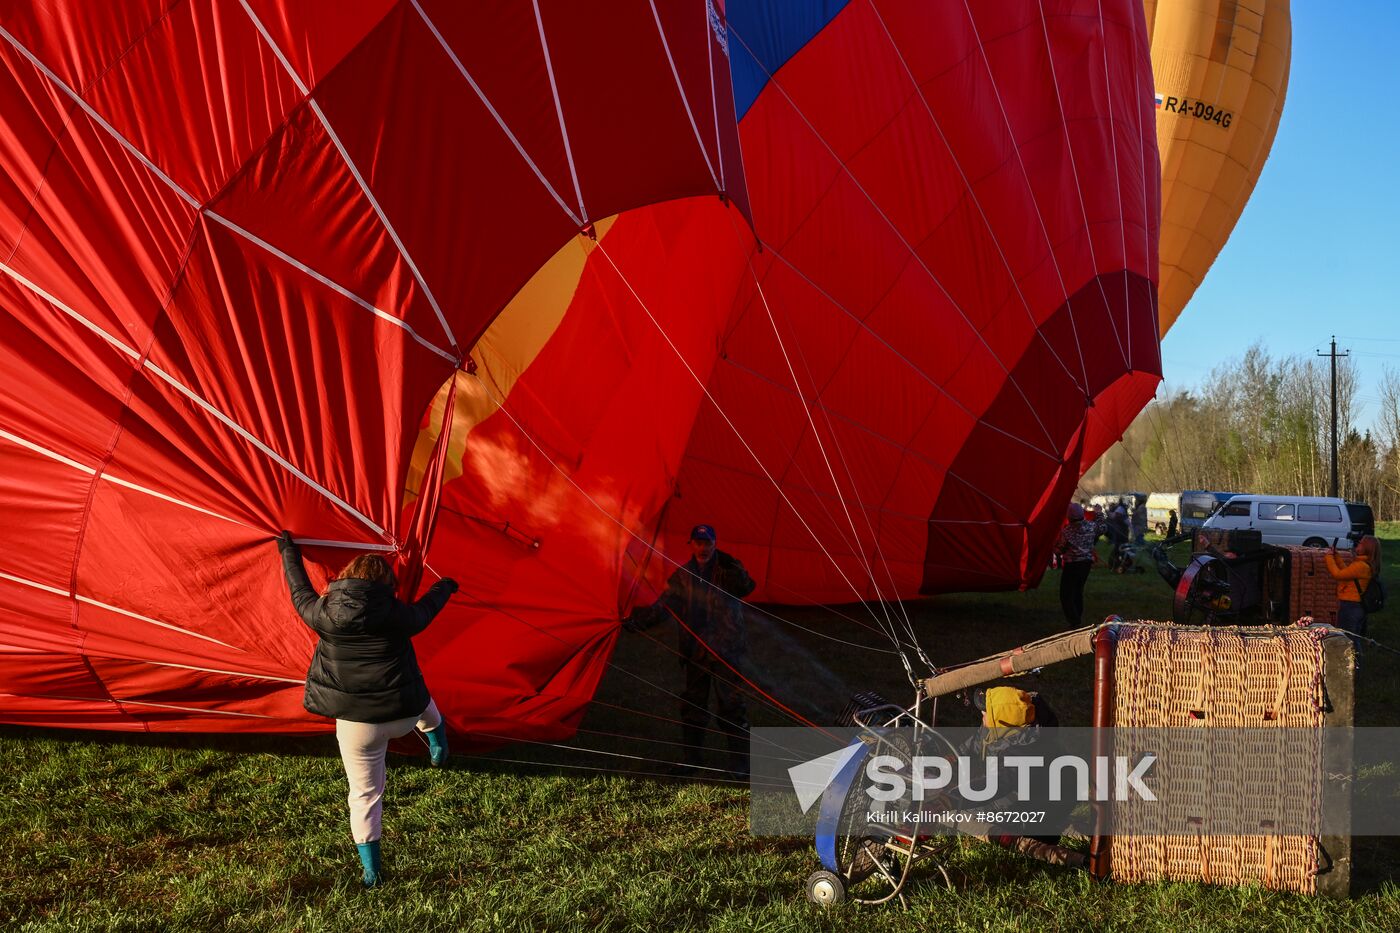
[[277, 532, 458, 887]]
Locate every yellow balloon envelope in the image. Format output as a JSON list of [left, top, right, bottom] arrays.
[[1146, 0, 1291, 336]]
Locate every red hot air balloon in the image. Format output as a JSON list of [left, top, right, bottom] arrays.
[[0, 0, 1158, 740]]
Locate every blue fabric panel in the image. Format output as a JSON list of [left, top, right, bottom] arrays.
[[728, 0, 852, 119]]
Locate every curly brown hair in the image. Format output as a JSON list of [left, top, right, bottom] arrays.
[[337, 553, 397, 587]]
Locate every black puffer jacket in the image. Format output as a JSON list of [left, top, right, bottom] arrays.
[[281, 544, 455, 723]]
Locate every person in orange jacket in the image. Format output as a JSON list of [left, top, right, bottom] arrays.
[[1325, 535, 1380, 636]]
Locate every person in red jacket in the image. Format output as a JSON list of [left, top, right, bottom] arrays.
[[1325, 535, 1380, 636]]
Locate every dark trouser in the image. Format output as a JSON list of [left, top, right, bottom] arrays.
[[680, 660, 749, 770], [1337, 601, 1368, 637], [1337, 601, 1368, 671], [1060, 560, 1092, 626]]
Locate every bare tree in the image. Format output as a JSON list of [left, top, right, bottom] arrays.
[[1084, 350, 1397, 518], [1379, 367, 1400, 510]]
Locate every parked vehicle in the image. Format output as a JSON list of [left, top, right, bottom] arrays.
[[1202, 495, 1373, 549], [1179, 490, 1238, 533], [1146, 492, 1180, 535], [1089, 494, 1122, 515], [1345, 501, 1376, 539], [1091, 492, 1146, 513]]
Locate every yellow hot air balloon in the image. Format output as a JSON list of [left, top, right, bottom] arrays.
[[1147, 0, 1291, 336]]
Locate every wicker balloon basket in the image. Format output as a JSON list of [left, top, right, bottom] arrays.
[[920, 620, 1355, 897], [1105, 623, 1353, 896]]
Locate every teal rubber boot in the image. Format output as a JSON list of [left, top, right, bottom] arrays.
[[356, 840, 382, 888], [424, 724, 450, 767]]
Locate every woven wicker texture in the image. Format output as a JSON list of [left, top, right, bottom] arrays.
[[1111, 623, 1326, 894], [1282, 547, 1342, 625]]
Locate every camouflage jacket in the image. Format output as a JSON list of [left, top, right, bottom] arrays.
[[629, 550, 756, 664], [1053, 519, 1106, 564]]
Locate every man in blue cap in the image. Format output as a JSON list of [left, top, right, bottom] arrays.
[[624, 523, 757, 776]]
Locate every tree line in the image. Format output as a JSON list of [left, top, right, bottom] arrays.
[[1081, 344, 1400, 520]]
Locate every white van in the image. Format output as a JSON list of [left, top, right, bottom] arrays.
[[1202, 495, 1371, 549]]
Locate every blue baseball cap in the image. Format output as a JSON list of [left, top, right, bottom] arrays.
[[689, 524, 716, 542]]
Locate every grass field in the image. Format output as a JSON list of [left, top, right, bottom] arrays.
[[4, 527, 1400, 930]]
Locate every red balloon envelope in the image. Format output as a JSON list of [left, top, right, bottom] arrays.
[[0, 1, 1159, 736]]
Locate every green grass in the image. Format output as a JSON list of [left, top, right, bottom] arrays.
[[4, 527, 1400, 930]]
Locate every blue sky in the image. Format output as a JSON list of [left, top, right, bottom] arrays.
[[1158, 1, 1399, 432]]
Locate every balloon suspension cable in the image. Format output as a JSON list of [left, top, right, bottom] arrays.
[[460, 370, 898, 656], [441, 505, 542, 551], [448, 210, 926, 662], [470, 731, 793, 782], [632, 624, 822, 736], [406, 724, 790, 787], [1344, 633, 1400, 657], [591, 235, 934, 660], [722, 205, 938, 681], [419, 560, 813, 736], [422, 214, 942, 743], [421, 561, 817, 766], [415, 270, 940, 790], [893, 638, 919, 691], [462, 752, 769, 788], [405, 694, 800, 790], [648, 591, 836, 737], [415, 667, 812, 773]]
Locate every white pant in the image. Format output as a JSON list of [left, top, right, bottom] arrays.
[[335, 699, 443, 844]]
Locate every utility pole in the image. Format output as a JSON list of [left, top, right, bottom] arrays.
[[1317, 336, 1350, 498]]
